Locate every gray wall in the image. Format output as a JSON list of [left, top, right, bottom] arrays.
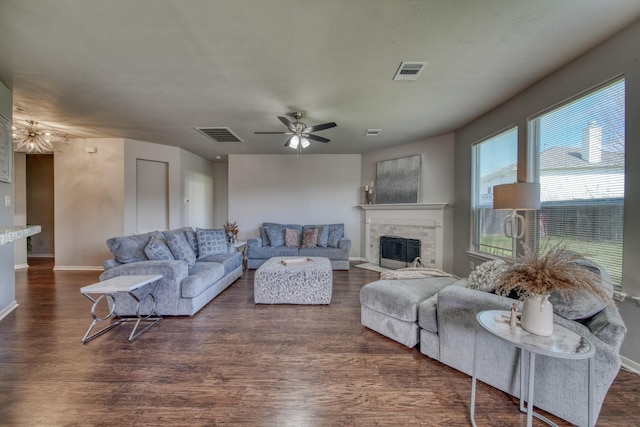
[[454, 20, 640, 365], [228, 154, 362, 256], [13, 152, 27, 267], [0, 80, 15, 318]]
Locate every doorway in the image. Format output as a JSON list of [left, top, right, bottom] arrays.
[[26, 154, 55, 259]]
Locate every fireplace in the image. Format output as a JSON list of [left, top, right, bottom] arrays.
[[379, 235, 421, 270]]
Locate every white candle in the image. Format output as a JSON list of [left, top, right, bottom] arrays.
[[365, 185, 368, 191]]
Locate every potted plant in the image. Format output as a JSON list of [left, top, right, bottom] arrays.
[[494, 241, 613, 336]]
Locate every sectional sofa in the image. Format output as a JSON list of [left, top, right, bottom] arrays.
[[100, 227, 243, 316], [360, 260, 626, 426]]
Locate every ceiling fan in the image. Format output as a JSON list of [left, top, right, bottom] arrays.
[[255, 111, 337, 149]]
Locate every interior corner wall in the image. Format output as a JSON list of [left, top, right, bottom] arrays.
[[453, 20, 640, 364], [54, 138, 125, 269], [13, 153, 27, 268], [227, 154, 362, 258], [212, 162, 228, 228], [0, 80, 15, 318]]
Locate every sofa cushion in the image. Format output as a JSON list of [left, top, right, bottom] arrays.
[[299, 246, 348, 258], [302, 228, 318, 248], [265, 225, 285, 247], [196, 228, 228, 258], [327, 224, 344, 248], [145, 235, 175, 261], [182, 262, 225, 298], [360, 277, 457, 322], [285, 228, 301, 247], [549, 258, 614, 320], [164, 227, 198, 258], [196, 251, 242, 275], [106, 231, 156, 263], [304, 225, 329, 247], [418, 278, 469, 333], [165, 233, 196, 268]]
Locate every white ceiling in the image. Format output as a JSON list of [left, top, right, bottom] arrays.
[[1, 1, 639, 161]]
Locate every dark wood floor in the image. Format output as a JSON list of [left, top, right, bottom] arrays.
[[1, 259, 638, 426]]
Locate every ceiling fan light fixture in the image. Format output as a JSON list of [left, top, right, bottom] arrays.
[[301, 137, 310, 148], [289, 135, 300, 149]]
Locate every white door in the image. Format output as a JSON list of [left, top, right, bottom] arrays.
[[136, 159, 169, 233]]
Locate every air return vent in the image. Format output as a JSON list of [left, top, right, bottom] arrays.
[[365, 129, 382, 136], [393, 61, 428, 81], [194, 127, 243, 143]]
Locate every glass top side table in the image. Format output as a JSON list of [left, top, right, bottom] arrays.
[[470, 309, 595, 427]]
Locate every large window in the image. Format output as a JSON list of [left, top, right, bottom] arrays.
[[472, 127, 518, 257], [530, 78, 625, 285]]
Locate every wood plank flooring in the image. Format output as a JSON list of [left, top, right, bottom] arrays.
[[1, 259, 638, 426]]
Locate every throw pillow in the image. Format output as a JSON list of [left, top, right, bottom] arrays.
[[165, 233, 196, 268], [196, 228, 228, 258], [144, 235, 175, 261], [265, 225, 285, 247], [303, 224, 329, 247], [260, 222, 280, 246], [327, 224, 344, 248], [285, 228, 301, 247], [549, 258, 614, 320], [106, 231, 157, 263], [164, 227, 198, 258], [467, 259, 508, 293], [302, 228, 319, 248]]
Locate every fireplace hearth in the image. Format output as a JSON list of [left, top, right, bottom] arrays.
[[379, 235, 421, 270]]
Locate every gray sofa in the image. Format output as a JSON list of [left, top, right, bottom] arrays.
[[100, 227, 243, 316], [247, 222, 351, 270], [360, 261, 626, 426]]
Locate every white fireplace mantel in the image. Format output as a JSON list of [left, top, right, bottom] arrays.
[[359, 203, 453, 271], [358, 203, 450, 211]]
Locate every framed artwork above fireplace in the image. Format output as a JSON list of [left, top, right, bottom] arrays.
[[375, 154, 420, 204]]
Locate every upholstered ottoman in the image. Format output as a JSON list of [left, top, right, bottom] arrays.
[[360, 276, 457, 347], [254, 257, 333, 304]]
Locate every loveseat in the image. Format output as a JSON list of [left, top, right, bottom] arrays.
[[100, 227, 243, 316], [360, 260, 626, 426], [247, 222, 351, 270]]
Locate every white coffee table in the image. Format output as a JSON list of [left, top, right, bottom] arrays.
[[80, 274, 163, 343], [470, 310, 595, 427]]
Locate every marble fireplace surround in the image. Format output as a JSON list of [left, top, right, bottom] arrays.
[[359, 203, 452, 271]]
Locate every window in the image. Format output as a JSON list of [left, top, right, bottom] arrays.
[[472, 127, 518, 257], [530, 78, 625, 285]]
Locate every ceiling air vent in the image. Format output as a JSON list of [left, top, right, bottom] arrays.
[[194, 127, 243, 143], [393, 61, 428, 81], [365, 129, 382, 136]]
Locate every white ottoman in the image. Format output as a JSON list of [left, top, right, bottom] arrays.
[[254, 257, 333, 304]]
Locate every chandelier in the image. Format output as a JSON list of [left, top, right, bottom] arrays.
[[12, 120, 68, 154]]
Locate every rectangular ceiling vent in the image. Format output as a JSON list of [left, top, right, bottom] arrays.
[[393, 61, 428, 81], [365, 129, 382, 136], [194, 127, 243, 143]]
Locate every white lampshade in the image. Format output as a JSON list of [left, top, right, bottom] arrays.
[[493, 182, 540, 210], [289, 135, 300, 149], [301, 137, 310, 148]]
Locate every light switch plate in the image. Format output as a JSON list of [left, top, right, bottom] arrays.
[[4, 195, 10, 206]]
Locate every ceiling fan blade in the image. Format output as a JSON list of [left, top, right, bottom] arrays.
[[307, 134, 330, 143], [307, 122, 337, 132], [254, 131, 291, 134], [278, 116, 296, 131]]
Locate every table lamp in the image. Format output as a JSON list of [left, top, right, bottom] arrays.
[[492, 182, 540, 257]]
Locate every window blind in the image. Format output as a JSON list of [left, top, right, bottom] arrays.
[[529, 78, 625, 285]]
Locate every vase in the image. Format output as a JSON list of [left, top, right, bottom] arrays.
[[521, 294, 554, 336]]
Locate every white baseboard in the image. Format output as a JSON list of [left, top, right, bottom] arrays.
[[621, 356, 640, 375], [0, 301, 19, 321], [53, 266, 104, 271], [14, 263, 29, 270], [27, 254, 55, 258]]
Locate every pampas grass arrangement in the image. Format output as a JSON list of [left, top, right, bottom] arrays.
[[494, 241, 612, 305]]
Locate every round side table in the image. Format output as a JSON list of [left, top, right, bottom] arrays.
[[470, 310, 595, 427]]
